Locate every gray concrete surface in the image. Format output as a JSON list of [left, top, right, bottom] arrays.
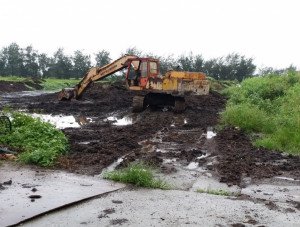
[[0, 163, 124, 226], [16, 162, 300, 227], [20, 187, 300, 227], [1, 160, 299, 227]]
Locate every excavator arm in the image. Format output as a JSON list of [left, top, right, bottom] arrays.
[[58, 55, 139, 101]]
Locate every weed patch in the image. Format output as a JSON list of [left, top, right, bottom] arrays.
[[102, 162, 171, 190], [197, 188, 229, 196], [0, 110, 69, 166], [221, 71, 300, 154]]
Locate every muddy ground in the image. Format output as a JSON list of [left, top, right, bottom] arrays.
[[0, 81, 299, 186], [0, 78, 43, 93]]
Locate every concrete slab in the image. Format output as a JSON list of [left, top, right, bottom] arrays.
[[20, 188, 300, 227], [0, 162, 124, 227]]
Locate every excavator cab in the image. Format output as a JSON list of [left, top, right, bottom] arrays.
[[125, 58, 160, 89]]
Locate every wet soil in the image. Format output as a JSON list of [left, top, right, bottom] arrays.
[[0, 81, 299, 186], [0, 81, 31, 93], [0, 78, 43, 93]]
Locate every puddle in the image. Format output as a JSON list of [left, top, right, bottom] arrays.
[[196, 153, 208, 160], [106, 114, 137, 126], [101, 152, 134, 173], [186, 162, 199, 169], [103, 157, 124, 173], [139, 138, 179, 154], [139, 128, 202, 155], [1, 90, 57, 98], [171, 116, 188, 127], [202, 127, 217, 139], [30, 113, 93, 129], [274, 176, 300, 182], [77, 140, 100, 145], [163, 158, 177, 164]]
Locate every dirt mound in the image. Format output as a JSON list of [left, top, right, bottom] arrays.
[[0, 78, 43, 94], [0, 81, 30, 93], [24, 78, 44, 90]]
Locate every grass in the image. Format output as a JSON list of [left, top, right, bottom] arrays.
[[221, 70, 300, 154], [0, 76, 26, 82], [41, 78, 80, 90], [0, 76, 80, 91], [102, 162, 171, 190], [207, 76, 239, 91], [0, 108, 69, 166], [197, 188, 229, 196]]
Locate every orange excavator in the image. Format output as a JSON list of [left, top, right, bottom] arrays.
[[58, 55, 210, 112]]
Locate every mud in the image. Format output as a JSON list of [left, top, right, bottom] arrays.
[[0, 81, 299, 186], [0, 78, 43, 93], [0, 81, 31, 93]]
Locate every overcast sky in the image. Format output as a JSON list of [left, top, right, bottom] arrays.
[[0, 0, 299, 69]]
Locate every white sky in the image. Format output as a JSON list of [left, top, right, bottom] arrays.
[[0, 0, 299, 69]]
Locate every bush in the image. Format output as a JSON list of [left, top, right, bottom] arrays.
[[0, 111, 69, 166], [221, 71, 300, 154], [221, 103, 274, 133]]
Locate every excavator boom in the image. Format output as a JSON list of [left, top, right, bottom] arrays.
[[58, 55, 138, 100]]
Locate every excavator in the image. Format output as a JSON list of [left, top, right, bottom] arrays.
[[58, 55, 210, 113]]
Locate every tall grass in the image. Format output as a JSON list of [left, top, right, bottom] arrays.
[[221, 71, 300, 154]]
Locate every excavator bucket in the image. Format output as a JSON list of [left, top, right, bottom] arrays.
[[58, 88, 77, 101]]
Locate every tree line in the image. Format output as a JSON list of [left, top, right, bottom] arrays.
[[0, 43, 296, 81]]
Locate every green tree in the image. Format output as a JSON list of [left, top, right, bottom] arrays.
[[177, 53, 205, 72], [193, 55, 205, 72], [47, 48, 73, 79], [258, 65, 297, 77], [204, 53, 256, 81], [1, 43, 24, 77], [177, 54, 193, 71], [23, 45, 40, 77], [158, 55, 177, 75], [95, 50, 111, 67], [204, 58, 219, 79], [0, 48, 7, 76], [72, 50, 91, 79], [38, 53, 50, 78], [121, 47, 142, 57]]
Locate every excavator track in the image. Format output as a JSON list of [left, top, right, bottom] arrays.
[[132, 96, 145, 112], [174, 97, 185, 113]]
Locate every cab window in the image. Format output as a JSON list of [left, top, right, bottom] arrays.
[[150, 62, 158, 74], [141, 61, 148, 78]]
